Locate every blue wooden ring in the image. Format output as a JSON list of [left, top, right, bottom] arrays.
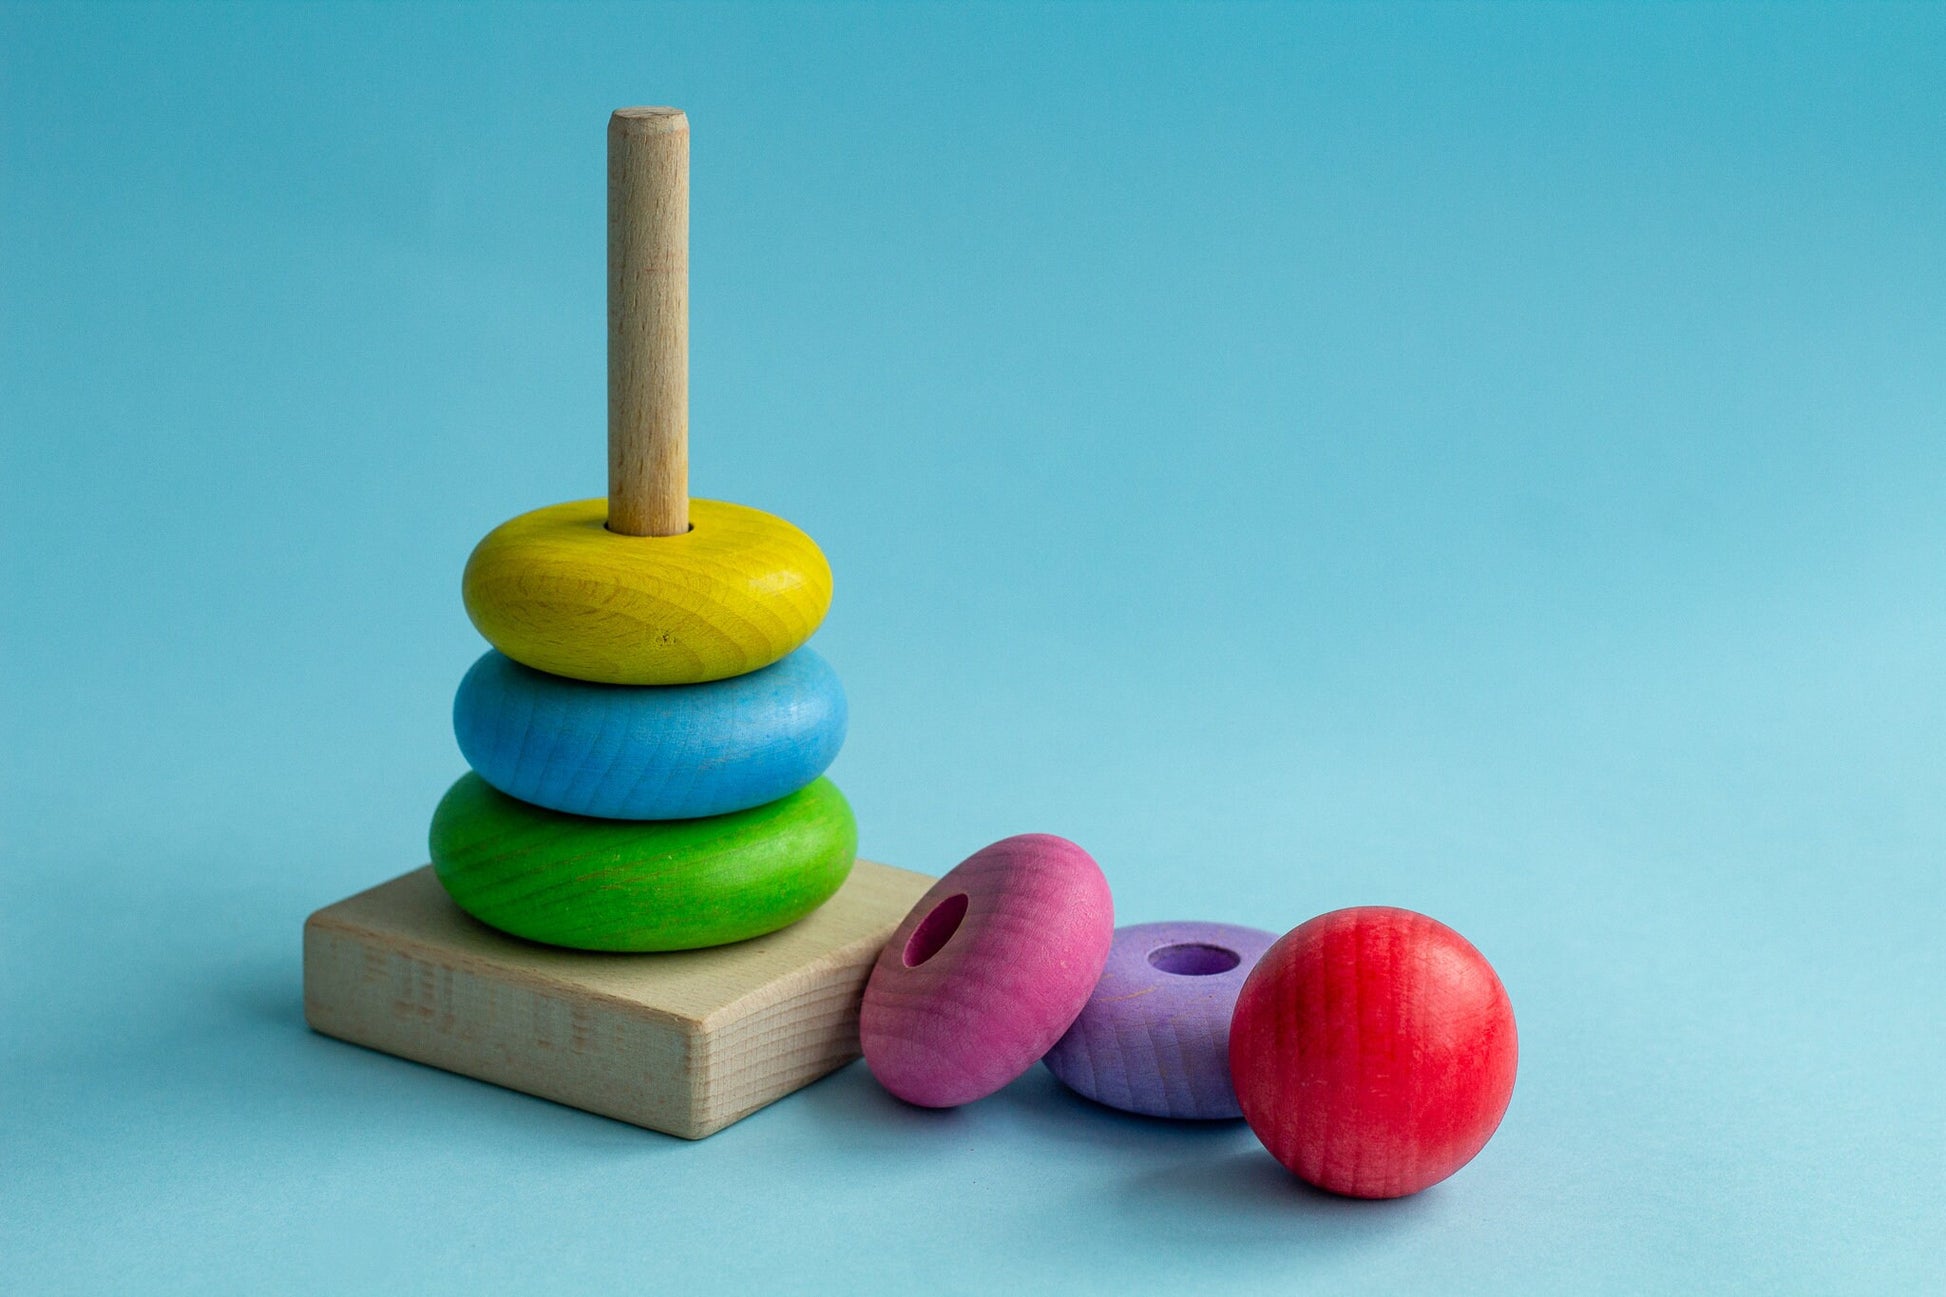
[[453, 646, 847, 820]]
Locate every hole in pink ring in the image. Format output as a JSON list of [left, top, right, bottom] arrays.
[[1147, 943, 1241, 976], [903, 893, 969, 968]]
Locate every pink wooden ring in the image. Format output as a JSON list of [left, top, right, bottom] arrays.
[[860, 834, 1114, 1108]]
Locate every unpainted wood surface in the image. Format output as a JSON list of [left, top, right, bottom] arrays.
[[608, 106, 688, 537], [304, 858, 934, 1138]]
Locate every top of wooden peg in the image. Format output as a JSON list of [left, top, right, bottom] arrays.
[[612, 106, 689, 132], [607, 106, 690, 538]]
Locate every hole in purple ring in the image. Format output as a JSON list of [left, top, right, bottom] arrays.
[[903, 893, 969, 968], [1147, 943, 1241, 976]]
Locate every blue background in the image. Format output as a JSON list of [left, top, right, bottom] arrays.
[[4, 3, 1942, 1292]]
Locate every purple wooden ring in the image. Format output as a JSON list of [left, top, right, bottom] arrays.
[[1042, 920, 1278, 1120], [860, 834, 1114, 1108]]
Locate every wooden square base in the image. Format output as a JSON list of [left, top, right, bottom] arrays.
[[302, 859, 934, 1138]]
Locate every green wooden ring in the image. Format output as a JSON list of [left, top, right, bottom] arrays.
[[429, 773, 857, 952]]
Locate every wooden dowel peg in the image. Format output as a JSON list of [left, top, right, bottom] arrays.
[[608, 107, 689, 537], [465, 106, 832, 685]]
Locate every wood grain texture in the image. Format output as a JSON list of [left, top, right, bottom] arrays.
[[303, 859, 936, 1138], [453, 645, 846, 820], [1042, 921, 1277, 1120], [462, 496, 832, 685], [607, 106, 688, 537], [1229, 907, 1519, 1199], [430, 773, 857, 951], [859, 834, 1114, 1108]]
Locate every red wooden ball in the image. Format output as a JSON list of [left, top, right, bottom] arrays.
[[1229, 906, 1517, 1199]]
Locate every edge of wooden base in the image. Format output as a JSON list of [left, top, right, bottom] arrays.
[[302, 858, 933, 1138]]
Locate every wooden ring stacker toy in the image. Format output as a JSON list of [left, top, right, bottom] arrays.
[[305, 108, 932, 1145], [860, 834, 1114, 1107], [462, 108, 832, 686], [1041, 920, 1277, 1120], [430, 773, 857, 951], [454, 646, 847, 820]]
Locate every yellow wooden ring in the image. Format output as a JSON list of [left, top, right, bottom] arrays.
[[462, 497, 833, 685]]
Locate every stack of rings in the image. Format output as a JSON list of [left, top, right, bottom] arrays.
[[429, 496, 856, 951]]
